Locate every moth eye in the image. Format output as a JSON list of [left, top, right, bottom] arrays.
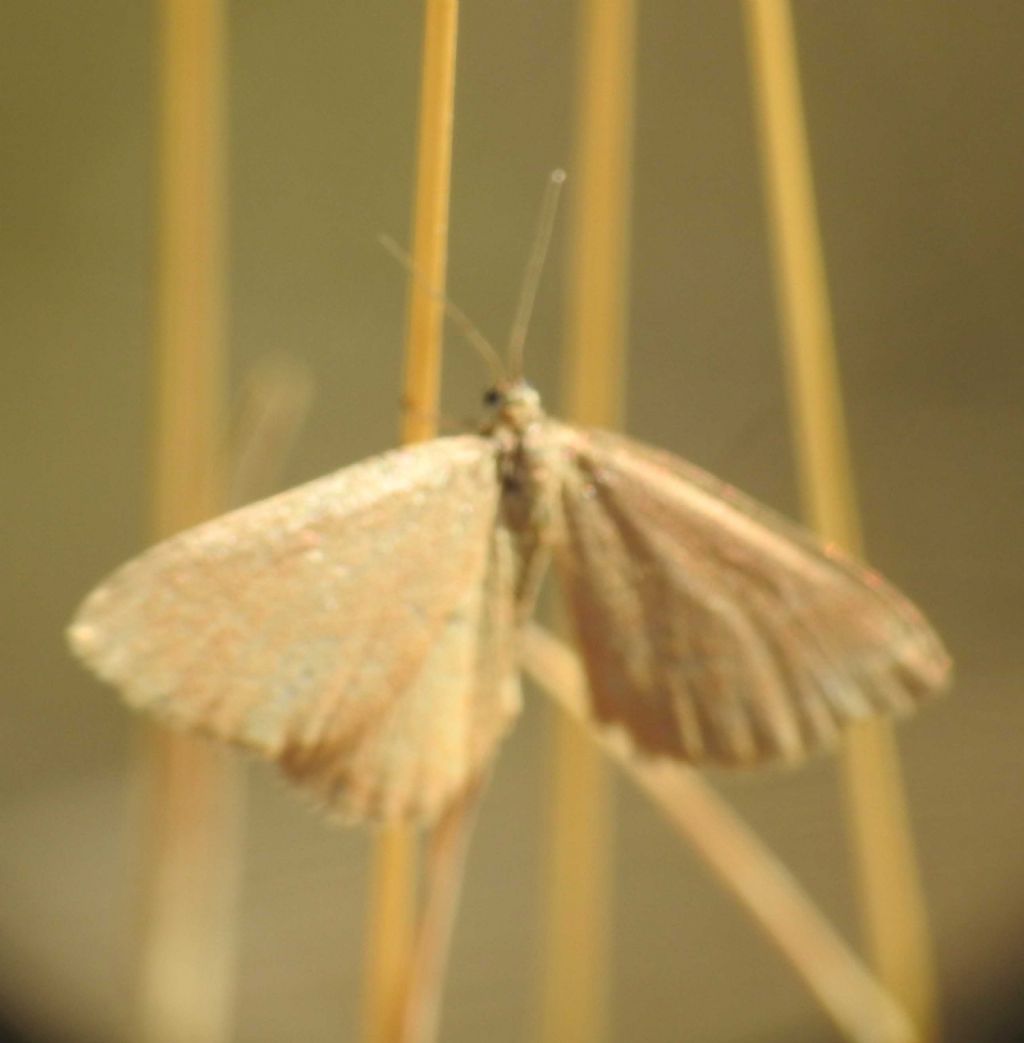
[[483, 388, 502, 407]]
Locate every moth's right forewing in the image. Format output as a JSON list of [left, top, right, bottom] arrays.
[[69, 435, 516, 821], [551, 425, 950, 768]]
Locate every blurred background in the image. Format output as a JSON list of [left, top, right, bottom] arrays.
[[2, 2, 1022, 1041]]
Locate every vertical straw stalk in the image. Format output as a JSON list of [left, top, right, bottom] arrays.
[[226, 358, 314, 510], [397, 774, 487, 1043], [136, 2, 235, 1042], [742, 2, 938, 1038], [522, 625, 918, 1043], [539, 2, 635, 1041], [362, 3, 460, 1042]]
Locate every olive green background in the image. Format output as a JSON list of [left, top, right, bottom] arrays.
[[2, 3, 1022, 1041]]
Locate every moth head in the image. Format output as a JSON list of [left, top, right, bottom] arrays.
[[482, 380, 543, 429]]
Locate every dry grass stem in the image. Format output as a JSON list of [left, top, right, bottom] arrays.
[[227, 357, 314, 508], [539, 3, 636, 1041], [134, 356, 314, 1041], [743, 3, 938, 1036], [133, 2, 234, 1041], [397, 775, 489, 1043], [399, 0, 459, 450], [363, 4, 461, 1042], [522, 625, 920, 1043]]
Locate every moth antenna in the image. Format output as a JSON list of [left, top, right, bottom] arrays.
[[507, 169, 566, 380], [378, 234, 506, 384]]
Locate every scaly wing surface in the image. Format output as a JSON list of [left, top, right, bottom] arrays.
[[552, 425, 951, 766], [69, 435, 520, 822]]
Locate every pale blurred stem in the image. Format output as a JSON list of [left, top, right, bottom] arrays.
[[522, 626, 920, 1043], [397, 775, 488, 1043], [226, 358, 313, 509], [362, 3, 460, 1043], [742, 3, 938, 1039], [134, 3, 234, 1043], [539, 3, 635, 1042], [136, 361, 311, 1043]]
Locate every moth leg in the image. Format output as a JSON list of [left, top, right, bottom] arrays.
[[513, 540, 552, 623]]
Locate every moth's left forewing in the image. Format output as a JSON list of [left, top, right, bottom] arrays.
[[549, 423, 951, 767], [280, 522, 522, 823], [69, 434, 521, 824]]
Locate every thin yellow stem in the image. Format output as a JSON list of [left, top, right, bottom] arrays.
[[539, 3, 635, 1041], [362, 4, 460, 1042], [523, 626, 919, 1043], [742, 3, 938, 1039], [398, 775, 488, 1043], [400, 0, 460, 449], [134, 2, 234, 1042]]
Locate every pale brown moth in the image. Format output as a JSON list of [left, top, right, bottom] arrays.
[[68, 175, 951, 824]]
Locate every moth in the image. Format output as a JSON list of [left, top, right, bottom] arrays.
[[68, 178, 950, 825]]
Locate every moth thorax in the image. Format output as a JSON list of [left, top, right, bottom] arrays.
[[499, 421, 562, 542], [482, 380, 544, 434]]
